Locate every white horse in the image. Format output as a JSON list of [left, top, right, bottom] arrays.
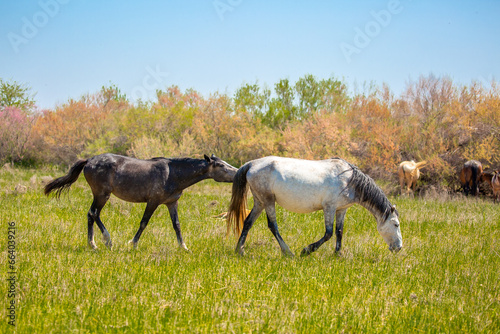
[[398, 160, 427, 196], [227, 156, 402, 257]]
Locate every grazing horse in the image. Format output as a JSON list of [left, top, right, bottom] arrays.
[[227, 156, 402, 257], [460, 160, 483, 196], [45, 153, 237, 250], [398, 160, 427, 196], [480, 170, 500, 202]]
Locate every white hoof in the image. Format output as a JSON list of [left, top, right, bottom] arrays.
[[128, 239, 138, 249]]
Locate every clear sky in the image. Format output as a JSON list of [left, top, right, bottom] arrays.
[[1, 0, 499, 109]]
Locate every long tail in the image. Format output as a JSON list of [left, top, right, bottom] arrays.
[[44, 159, 88, 198], [226, 163, 251, 237], [414, 160, 427, 169], [471, 165, 479, 194]]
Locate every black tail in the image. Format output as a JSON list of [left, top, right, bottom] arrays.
[[471, 165, 479, 195], [44, 159, 88, 198]]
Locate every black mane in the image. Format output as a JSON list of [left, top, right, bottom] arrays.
[[344, 160, 394, 220], [166, 157, 209, 172], [149, 157, 207, 165]]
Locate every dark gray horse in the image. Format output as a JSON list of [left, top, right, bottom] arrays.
[[45, 153, 237, 250]]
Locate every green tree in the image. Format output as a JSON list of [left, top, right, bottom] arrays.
[[99, 83, 127, 107], [234, 82, 270, 117], [0, 78, 36, 112], [295, 74, 349, 114], [295, 74, 320, 114], [265, 79, 298, 128]]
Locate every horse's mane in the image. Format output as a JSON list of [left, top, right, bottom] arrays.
[[148, 157, 204, 164], [342, 160, 394, 220], [164, 157, 209, 169]]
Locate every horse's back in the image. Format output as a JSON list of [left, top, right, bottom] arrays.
[[461, 160, 483, 183], [400, 161, 416, 173], [83, 154, 123, 184], [464, 160, 483, 173], [83, 154, 169, 202], [84, 153, 165, 178], [246, 157, 353, 213]]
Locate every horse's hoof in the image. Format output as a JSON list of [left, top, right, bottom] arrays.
[[283, 251, 295, 258], [300, 248, 311, 257], [102, 231, 112, 249], [88, 241, 98, 250], [180, 243, 191, 253], [128, 239, 138, 249]]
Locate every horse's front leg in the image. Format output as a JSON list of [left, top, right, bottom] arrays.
[[301, 207, 339, 256], [334, 209, 347, 253], [167, 202, 189, 252], [129, 201, 159, 249]]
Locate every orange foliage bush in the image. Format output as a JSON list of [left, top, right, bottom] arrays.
[[281, 111, 351, 161], [9, 76, 500, 193]]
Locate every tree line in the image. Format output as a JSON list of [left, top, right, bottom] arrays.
[[1, 74, 499, 193]]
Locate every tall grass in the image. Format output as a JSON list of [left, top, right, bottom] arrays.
[[1, 167, 499, 333]]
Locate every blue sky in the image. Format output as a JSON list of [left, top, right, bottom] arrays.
[[1, 0, 499, 109]]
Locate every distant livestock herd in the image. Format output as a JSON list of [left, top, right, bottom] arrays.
[[398, 159, 500, 202]]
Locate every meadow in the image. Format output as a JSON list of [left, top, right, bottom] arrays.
[[0, 166, 499, 333]]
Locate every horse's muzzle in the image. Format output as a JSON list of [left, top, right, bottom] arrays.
[[389, 245, 402, 253]]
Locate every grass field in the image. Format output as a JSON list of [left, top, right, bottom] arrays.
[[1, 166, 499, 333]]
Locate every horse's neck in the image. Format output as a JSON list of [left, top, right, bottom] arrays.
[[170, 159, 209, 190], [180, 173, 209, 189], [358, 201, 386, 224], [349, 172, 390, 224]]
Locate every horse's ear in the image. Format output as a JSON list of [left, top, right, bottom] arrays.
[[204, 154, 211, 163], [391, 205, 396, 213]]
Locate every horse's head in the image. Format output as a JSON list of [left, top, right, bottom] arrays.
[[205, 154, 237, 182], [377, 205, 403, 253]]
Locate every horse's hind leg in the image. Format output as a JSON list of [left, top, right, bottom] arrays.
[[464, 181, 471, 196], [88, 194, 112, 249], [129, 201, 159, 249], [87, 200, 98, 249], [265, 204, 294, 257], [235, 204, 263, 256], [301, 207, 338, 257], [398, 171, 405, 196]]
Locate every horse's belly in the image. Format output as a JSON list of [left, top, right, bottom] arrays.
[[110, 176, 163, 203], [112, 189, 148, 203], [276, 196, 321, 213], [273, 185, 325, 213]]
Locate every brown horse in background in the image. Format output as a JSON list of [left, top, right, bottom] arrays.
[[398, 160, 427, 196], [459, 160, 483, 196], [480, 170, 500, 202]]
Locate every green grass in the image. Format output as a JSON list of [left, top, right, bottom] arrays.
[[1, 167, 499, 333]]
